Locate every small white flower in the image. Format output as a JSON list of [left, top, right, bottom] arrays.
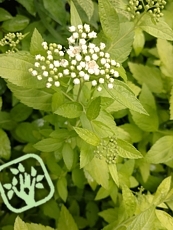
[[84, 74, 90, 80], [89, 49, 94, 54], [47, 50, 52, 55], [99, 78, 104, 84], [69, 26, 76, 32], [78, 25, 83, 30], [81, 32, 87, 38], [63, 69, 69, 75], [89, 43, 95, 49], [47, 54, 53, 60], [97, 86, 102, 92], [80, 61, 86, 68], [100, 69, 105, 75], [68, 36, 75, 44], [79, 71, 85, 77], [59, 51, 64, 56], [73, 32, 79, 39], [40, 56, 45, 61], [60, 59, 69, 67], [111, 60, 116, 66], [76, 54, 82, 61], [46, 82, 52, 88], [85, 56, 91, 62], [37, 75, 42, 80], [92, 54, 98, 60], [55, 81, 60, 87], [42, 42, 47, 47], [108, 83, 113, 89], [77, 65, 82, 71], [95, 69, 100, 75], [34, 62, 40, 67], [88, 31, 97, 38], [35, 54, 41, 60], [71, 72, 76, 78], [99, 52, 104, 57], [101, 58, 106, 65], [49, 63, 54, 69], [106, 74, 110, 79], [92, 80, 97, 86], [105, 53, 110, 58], [58, 73, 63, 78], [57, 44, 62, 50], [70, 66, 75, 70], [71, 60, 77, 65], [53, 68, 58, 72], [41, 65, 46, 70], [54, 75, 58, 79], [114, 71, 119, 77], [43, 71, 48, 77], [88, 69, 94, 74], [54, 60, 60, 67], [100, 42, 106, 50], [110, 69, 115, 74], [73, 78, 80, 84], [116, 63, 120, 67], [105, 63, 110, 69], [48, 77, 53, 82], [109, 77, 114, 83], [79, 39, 86, 45], [84, 24, 90, 32], [81, 44, 87, 51], [32, 70, 38, 76], [94, 47, 100, 52]]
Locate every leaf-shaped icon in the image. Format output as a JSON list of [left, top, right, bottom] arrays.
[[12, 176, 18, 186], [3, 183, 12, 190], [36, 175, 44, 182], [31, 166, 37, 177], [7, 190, 14, 200], [18, 163, 25, 172], [35, 183, 44, 189], [10, 168, 19, 175]]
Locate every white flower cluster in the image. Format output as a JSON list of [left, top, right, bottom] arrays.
[[0, 32, 24, 52], [29, 24, 120, 91]]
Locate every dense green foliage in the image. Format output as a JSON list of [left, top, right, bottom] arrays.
[[0, 0, 173, 229]]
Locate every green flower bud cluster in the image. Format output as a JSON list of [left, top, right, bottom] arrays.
[[146, 0, 166, 21], [94, 136, 118, 164], [0, 32, 24, 52], [127, 0, 166, 21], [127, 0, 143, 19]]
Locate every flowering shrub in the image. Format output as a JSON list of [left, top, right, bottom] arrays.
[[0, 0, 173, 229]]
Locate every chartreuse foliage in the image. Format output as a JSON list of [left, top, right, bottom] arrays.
[[0, 0, 173, 229]]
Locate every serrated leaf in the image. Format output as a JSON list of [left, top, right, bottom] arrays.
[[117, 139, 143, 159], [85, 157, 109, 189], [8, 83, 52, 111], [99, 208, 117, 224], [10, 103, 33, 122], [10, 168, 19, 175], [58, 205, 78, 230], [86, 97, 101, 120], [36, 175, 44, 182], [51, 90, 64, 112], [72, 167, 86, 189], [105, 80, 147, 115], [95, 187, 110, 201], [145, 136, 173, 164], [126, 206, 155, 230], [0, 8, 13, 22], [30, 28, 45, 55], [157, 39, 173, 77], [98, 0, 119, 39], [76, 0, 94, 20], [70, 0, 82, 27], [12, 177, 18, 186], [14, 216, 28, 230], [34, 138, 62, 152], [16, 0, 36, 16], [62, 143, 74, 171], [0, 53, 45, 89], [36, 183, 44, 189], [86, 201, 99, 227], [122, 184, 136, 217], [139, 15, 173, 41], [3, 183, 12, 190], [105, 21, 134, 63], [18, 163, 25, 173], [108, 164, 119, 187], [57, 177, 68, 202], [156, 210, 173, 230], [31, 166, 37, 177], [7, 190, 14, 200], [129, 63, 163, 94], [74, 127, 100, 146], [2, 15, 29, 32], [0, 129, 11, 160], [153, 176, 171, 206], [133, 28, 145, 56], [91, 120, 113, 138], [54, 102, 83, 118]]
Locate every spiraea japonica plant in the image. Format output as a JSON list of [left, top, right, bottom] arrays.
[[1, 0, 173, 229]]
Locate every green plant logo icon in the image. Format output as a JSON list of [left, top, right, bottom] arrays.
[[0, 154, 54, 213]]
